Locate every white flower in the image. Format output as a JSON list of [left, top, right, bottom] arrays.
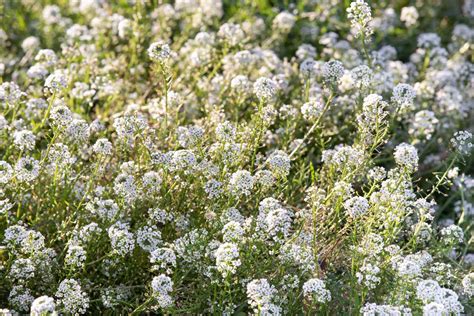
[[417, 279, 442, 303], [66, 119, 90, 143], [108, 222, 135, 256], [222, 221, 245, 242], [65, 245, 87, 269], [229, 170, 254, 196], [56, 279, 89, 315], [31, 296, 56, 316], [422, 302, 446, 316], [247, 279, 277, 310], [45, 70, 68, 92], [217, 23, 245, 46], [451, 130, 472, 155], [136, 225, 162, 252], [346, 0, 373, 39], [266, 150, 291, 177], [344, 196, 369, 218], [401, 6, 419, 27], [300, 58, 317, 77], [21, 36, 40, 52], [391, 83, 416, 109], [462, 272, 474, 297], [150, 247, 176, 272], [216, 121, 236, 142], [254, 77, 278, 101], [273, 11, 296, 32], [418, 33, 441, 48], [148, 41, 171, 62], [301, 100, 324, 121], [0, 161, 13, 184], [322, 60, 345, 85], [409, 110, 438, 140], [93, 138, 113, 155], [151, 274, 174, 308], [50, 104, 73, 127], [15, 157, 40, 182], [303, 278, 331, 303], [35, 49, 57, 66], [8, 286, 34, 312], [231, 75, 251, 93], [215, 242, 241, 277], [394, 143, 418, 172], [356, 263, 381, 289], [440, 225, 464, 244]]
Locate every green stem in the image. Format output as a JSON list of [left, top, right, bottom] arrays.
[[289, 92, 334, 158]]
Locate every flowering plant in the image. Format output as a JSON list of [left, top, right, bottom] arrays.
[[0, 0, 472, 315]]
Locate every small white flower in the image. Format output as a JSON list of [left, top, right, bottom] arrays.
[[215, 242, 241, 277], [45, 70, 68, 92], [254, 77, 278, 101], [303, 278, 331, 303], [344, 196, 369, 218], [151, 274, 174, 308], [148, 41, 171, 62], [394, 143, 418, 172], [229, 170, 254, 196], [31, 295, 56, 316]]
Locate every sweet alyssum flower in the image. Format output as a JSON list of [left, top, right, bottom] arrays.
[[15, 156, 40, 182], [151, 274, 173, 308], [55, 279, 89, 315], [266, 150, 291, 177], [322, 60, 345, 85], [44, 70, 68, 92], [400, 6, 419, 27], [92, 138, 113, 155], [451, 130, 473, 155], [30, 296, 56, 316], [394, 143, 419, 172], [303, 278, 332, 304], [344, 196, 370, 218], [0, 161, 13, 184], [229, 170, 254, 196], [215, 242, 241, 277], [246, 279, 278, 312], [346, 0, 373, 39], [253, 77, 278, 101], [148, 41, 172, 62], [301, 100, 324, 121]]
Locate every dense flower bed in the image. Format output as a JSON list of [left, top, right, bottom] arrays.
[[0, 0, 473, 315]]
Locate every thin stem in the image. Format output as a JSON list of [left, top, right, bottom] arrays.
[[289, 92, 335, 158], [425, 157, 457, 199]]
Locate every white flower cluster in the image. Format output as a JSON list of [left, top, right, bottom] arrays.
[[55, 279, 90, 315], [31, 296, 56, 316], [215, 242, 241, 277], [148, 41, 172, 63], [151, 274, 174, 308], [346, 0, 373, 39], [246, 279, 280, 315], [440, 224, 464, 244], [302, 278, 331, 304], [229, 170, 254, 196], [394, 143, 419, 172], [451, 130, 473, 155], [253, 77, 278, 101], [356, 263, 381, 289], [301, 100, 324, 121], [416, 280, 464, 315], [344, 196, 370, 218]]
